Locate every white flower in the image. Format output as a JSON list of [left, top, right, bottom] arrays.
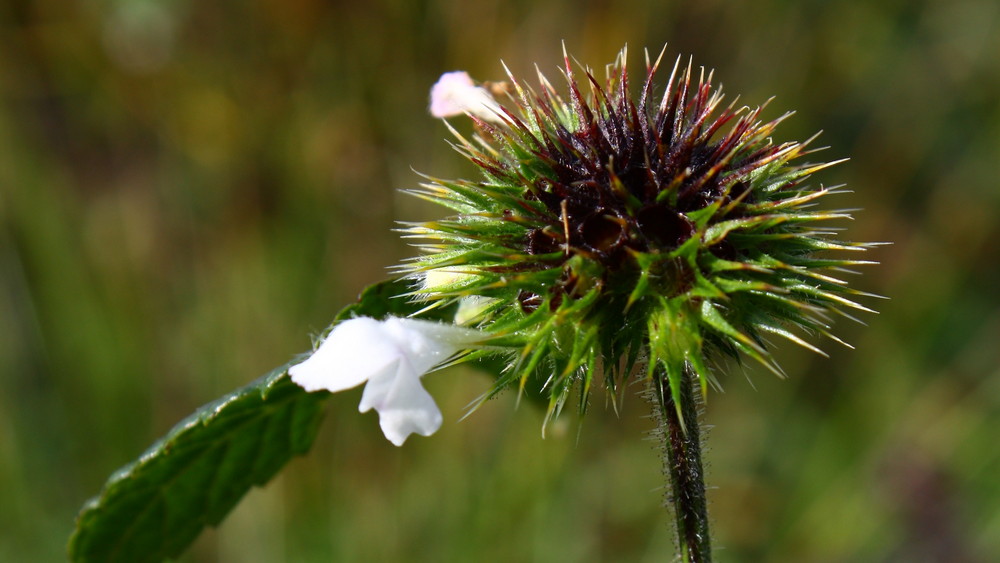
[[429, 71, 504, 122], [289, 316, 482, 446]]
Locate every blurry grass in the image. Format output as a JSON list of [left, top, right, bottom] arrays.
[[2, 0, 999, 561]]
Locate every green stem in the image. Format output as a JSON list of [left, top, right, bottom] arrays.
[[652, 364, 711, 562]]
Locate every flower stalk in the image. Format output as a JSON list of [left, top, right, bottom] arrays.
[[652, 365, 711, 562]]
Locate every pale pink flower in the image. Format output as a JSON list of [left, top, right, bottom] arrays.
[[429, 71, 503, 122]]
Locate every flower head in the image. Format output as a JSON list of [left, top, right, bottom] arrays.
[[406, 47, 877, 423], [290, 316, 482, 445]]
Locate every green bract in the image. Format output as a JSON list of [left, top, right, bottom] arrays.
[[405, 47, 876, 425]]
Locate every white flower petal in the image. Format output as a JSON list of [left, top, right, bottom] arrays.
[[288, 317, 400, 393], [371, 369, 443, 446], [429, 71, 503, 122], [382, 317, 481, 375], [357, 365, 401, 414], [289, 315, 485, 446]]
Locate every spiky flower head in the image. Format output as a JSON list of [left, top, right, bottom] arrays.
[[405, 46, 875, 424]]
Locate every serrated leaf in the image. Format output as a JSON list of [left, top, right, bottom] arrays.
[[67, 363, 326, 563], [68, 278, 427, 563]]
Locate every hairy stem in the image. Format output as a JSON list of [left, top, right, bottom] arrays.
[[652, 365, 711, 562]]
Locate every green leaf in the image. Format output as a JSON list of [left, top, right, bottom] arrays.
[[68, 364, 326, 563], [68, 278, 426, 563]]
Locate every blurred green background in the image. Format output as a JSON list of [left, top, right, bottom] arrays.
[[2, 0, 998, 561]]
